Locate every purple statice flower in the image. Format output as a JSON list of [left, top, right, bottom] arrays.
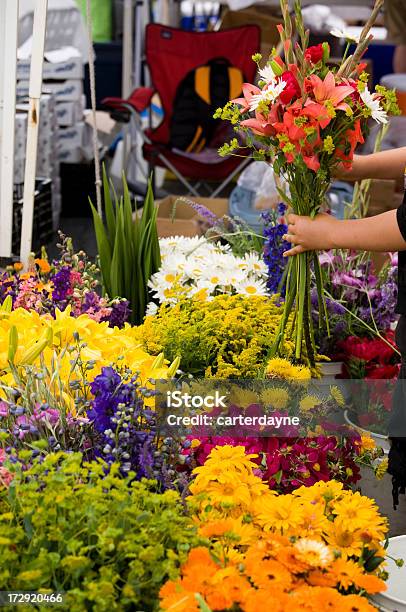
[[105, 299, 131, 328], [51, 266, 72, 305], [262, 203, 289, 296]]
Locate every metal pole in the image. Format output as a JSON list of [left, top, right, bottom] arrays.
[[0, 0, 19, 258], [20, 0, 48, 266], [122, 0, 134, 98]]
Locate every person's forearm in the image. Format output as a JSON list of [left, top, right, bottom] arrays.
[[343, 148, 406, 181], [331, 209, 406, 252]]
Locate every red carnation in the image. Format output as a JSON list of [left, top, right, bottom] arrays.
[[304, 44, 324, 64], [279, 70, 301, 105]]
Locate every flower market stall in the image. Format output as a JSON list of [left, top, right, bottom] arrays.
[[1, 0, 406, 610]]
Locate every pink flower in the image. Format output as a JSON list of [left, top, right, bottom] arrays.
[[0, 467, 13, 488]]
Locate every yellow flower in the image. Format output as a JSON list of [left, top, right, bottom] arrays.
[[299, 395, 321, 412], [260, 387, 289, 410], [266, 358, 311, 380], [324, 519, 364, 558], [359, 434, 376, 451], [375, 458, 388, 480], [228, 387, 259, 408], [332, 491, 387, 532], [254, 493, 304, 534], [330, 385, 345, 407]]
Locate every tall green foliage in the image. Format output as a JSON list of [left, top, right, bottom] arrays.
[[90, 169, 161, 325]]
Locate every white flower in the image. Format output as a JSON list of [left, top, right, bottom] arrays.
[[258, 64, 276, 83], [145, 302, 159, 316], [330, 28, 359, 43], [249, 79, 287, 111], [294, 539, 334, 568], [239, 252, 268, 276], [234, 279, 269, 297], [360, 87, 388, 124]]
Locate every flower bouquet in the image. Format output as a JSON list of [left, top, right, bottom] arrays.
[[217, 0, 398, 365]]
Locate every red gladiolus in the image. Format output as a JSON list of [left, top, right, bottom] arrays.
[[304, 44, 324, 64]]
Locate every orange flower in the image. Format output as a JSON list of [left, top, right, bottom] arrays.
[[242, 587, 289, 612], [307, 569, 337, 588], [159, 581, 200, 612], [246, 557, 292, 590], [353, 572, 387, 595], [13, 262, 24, 272], [34, 258, 51, 274], [205, 571, 250, 610], [339, 594, 378, 612], [330, 558, 363, 590], [278, 546, 310, 574]]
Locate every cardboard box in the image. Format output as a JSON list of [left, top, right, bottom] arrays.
[[17, 55, 83, 81], [14, 112, 28, 160], [56, 97, 85, 127], [14, 158, 25, 184], [156, 196, 229, 237], [17, 79, 83, 102], [367, 179, 397, 217], [220, 7, 281, 47]]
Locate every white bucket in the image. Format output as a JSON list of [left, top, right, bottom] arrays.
[[344, 409, 390, 454], [370, 535, 406, 612]]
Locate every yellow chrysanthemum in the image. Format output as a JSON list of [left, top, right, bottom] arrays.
[[375, 458, 388, 480], [329, 385, 345, 406], [299, 395, 321, 412], [260, 387, 290, 410], [265, 358, 311, 381]]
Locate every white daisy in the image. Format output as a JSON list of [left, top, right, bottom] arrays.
[[239, 252, 268, 276], [258, 64, 276, 83], [249, 79, 287, 111], [360, 87, 388, 124], [330, 28, 360, 43], [145, 302, 159, 316], [234, 279, 269, 296]]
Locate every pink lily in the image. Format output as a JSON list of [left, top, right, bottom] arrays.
[[231, 83, 261, 113]]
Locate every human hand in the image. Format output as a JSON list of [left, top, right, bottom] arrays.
[[283, 212, 338, 256]]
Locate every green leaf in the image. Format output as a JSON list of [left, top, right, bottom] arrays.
[[102, 163, 116, 245], [8, 325, 18, 363], [90, 199, 112, 293]]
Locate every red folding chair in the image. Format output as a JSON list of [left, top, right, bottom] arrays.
[[102, 24, 261, 197]]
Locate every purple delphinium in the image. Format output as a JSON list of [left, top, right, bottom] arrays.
[[88, 367, 174, 485], [262, 203, 289, 296]]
